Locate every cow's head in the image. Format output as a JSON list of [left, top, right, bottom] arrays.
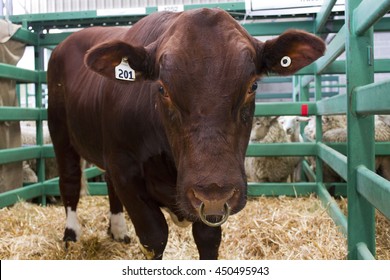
[[85, 9, 325, 226]]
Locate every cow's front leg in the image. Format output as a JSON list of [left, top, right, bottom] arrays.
[[192, 221, 222, 259], [108, 166, 169, 260], [131, 204, 168, 260], [106, 174, 130, 243]]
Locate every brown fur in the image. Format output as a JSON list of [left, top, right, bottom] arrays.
[[47, 9, 325, 259]]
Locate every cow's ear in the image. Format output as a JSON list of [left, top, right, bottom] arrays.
[[257, 29, 325, 76], [85, 40, 156, 80]]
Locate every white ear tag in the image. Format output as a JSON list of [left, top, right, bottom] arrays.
[[280, 56, 292, 67], [115, 58, 136, 81]]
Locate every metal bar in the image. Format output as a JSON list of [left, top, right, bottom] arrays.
[[315, 24, 346, 74], [310, 84, 346, 88], [316, 93, 347, 115], [324, 183, 348, 197], [34, 46, 46, 191], [9, 10, 99, 23], [41, 144, 55, 158], [38, 167, 105, 196], [11, 27, 38, 45], [316, 183, 348, 236], [323, 142, 390, 156], [302, 160, 316, 182], [0, 146, 42, 164], [354, 0, 390, 36], [356, 242, 376, 260], [322, 60, 345, 74], [294, 64, 317, 75], [316, 142, 348, 181], [6, 3, 246, 30], [39, 32, 72, 46], [84, 166, 105, 179], [375, 142, 390, 155], [246, 142, 316, 157], [43, 182, 108, 196], [357, 165, 390, 219], [292, 75, 299, 102], [315, 58, 390, 75], [326, 142, 347, 155], [299, 75, 310, 102], [314, 75, 324, 184], [256, 93, 294, 100], [0, 107, 46, 121], [255, 102, 316, 116], [345, 0, 376, 260], [373, 59, 390, 73], [374, 17, 390, 32], [243, 21, 313, 36], [315, 0, 338, 33], [260, 77, 292, 83], [0, 183, 44, 208], [0, 63, 38, 82], [247, 182, 316, 197], [184, 2, 246, 11], [300, 76, 314, 88], [355, 79, 390, 115]]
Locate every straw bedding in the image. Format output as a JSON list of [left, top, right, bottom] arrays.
[[0, 194, 388, 260]]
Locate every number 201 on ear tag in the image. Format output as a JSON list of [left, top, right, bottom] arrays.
[[115, 59, 136, 81]]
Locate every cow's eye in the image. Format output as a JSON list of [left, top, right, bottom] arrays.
[[158, 85, 169, 98], [159, 86, 165, 95], [250, 81, 258, 93]]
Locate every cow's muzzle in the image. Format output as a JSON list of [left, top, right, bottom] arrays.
[[198, 201, 231, 227]]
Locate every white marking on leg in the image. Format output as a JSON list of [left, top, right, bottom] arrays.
[[110, 212, 128, 241], [66, 207, 81, 240]]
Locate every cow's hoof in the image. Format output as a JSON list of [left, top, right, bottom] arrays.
[[122, 235, 131, 244], [109, 232, 131, 244], [107, 228, 131, 244], [63, 228, 77, 242], [63, 228, 78, 250]]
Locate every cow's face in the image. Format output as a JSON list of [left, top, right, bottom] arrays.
[[85, 9, 325, 226]]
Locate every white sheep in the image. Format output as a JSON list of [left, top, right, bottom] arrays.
[[304, 115, 347, 140], [321, 115, 390, 182], [279, 116, 311, 142], [23, 161, 38, 183], [245, 116, 301, 183], [20, 121, 58, 180], [278, 116, 311, 181]]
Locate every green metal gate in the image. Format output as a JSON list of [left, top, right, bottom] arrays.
[[1, 1, 390, 260]]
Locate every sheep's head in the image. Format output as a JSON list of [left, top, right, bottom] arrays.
[[250, 116, 279, 141], [279, 116, 311, 136]]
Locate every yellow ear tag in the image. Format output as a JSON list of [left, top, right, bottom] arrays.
[[115, 58, 136, 81]]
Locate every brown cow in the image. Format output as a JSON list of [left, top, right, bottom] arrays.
[[47, 8, 325, 259]]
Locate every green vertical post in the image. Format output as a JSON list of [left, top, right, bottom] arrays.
[[299, 76, 310, 142], [34, 42, 46, 205], [292, 75, 299, 101], [299, 76, 310, 102], [345, 0, 375, 259], [16, 83, 21, 106], [314, 75, 324, 184]]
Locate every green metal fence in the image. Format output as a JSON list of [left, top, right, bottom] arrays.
[[1, 1, 390, 260]]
